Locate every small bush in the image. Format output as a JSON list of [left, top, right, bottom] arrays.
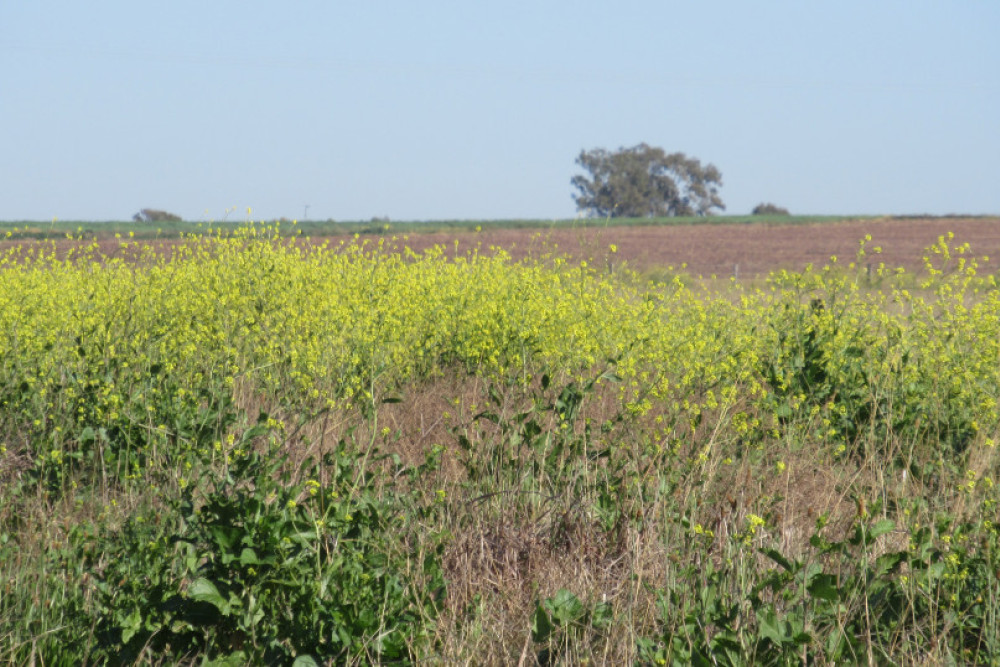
[[752, 202, 790, 216], [133, 208, 182, 222]]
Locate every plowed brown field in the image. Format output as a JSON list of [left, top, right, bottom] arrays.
[[6, 217, 998, 279], [386, 216, 1000, 279]]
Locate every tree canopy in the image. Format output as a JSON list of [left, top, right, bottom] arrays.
[[571, 144, 725, 218], [133, 208, 182, 222], [752, 202, 790, 216]]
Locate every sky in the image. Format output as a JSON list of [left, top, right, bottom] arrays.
[[2, 1, 998, 222]]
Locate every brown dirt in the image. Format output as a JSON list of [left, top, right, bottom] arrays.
[[381, 216, 1000, 278], [4, 216, 998, 279]]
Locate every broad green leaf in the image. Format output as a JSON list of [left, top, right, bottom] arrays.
[[869, 519, 895, 539], [120, 609, 142, 644], [208, 525, 240, 550], [807, 573, 840, 602], [531, 604, 553, 643], [757, 607, 788, 645], [547, 589, 584, 625], [874, 551, 905, 577], [239, 547, 260, 566], [188, 577, 229, 613]]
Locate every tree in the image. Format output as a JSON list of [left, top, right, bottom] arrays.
[[571, 144, 725, 218], [752, 202, 790, 216], [133, 208, 182, 222]]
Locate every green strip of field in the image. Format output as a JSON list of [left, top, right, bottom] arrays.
[[2, 214, 996, 241], [0, 214, 934, 240]]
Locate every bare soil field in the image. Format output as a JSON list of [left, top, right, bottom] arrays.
[[384, 216, 1000, 278], [5, 216, 998, 279]]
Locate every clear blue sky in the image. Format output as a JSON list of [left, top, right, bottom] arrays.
[[2, 1, 997, 221]]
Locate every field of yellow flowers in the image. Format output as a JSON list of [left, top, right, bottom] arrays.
[[1, 226, 999, 664]]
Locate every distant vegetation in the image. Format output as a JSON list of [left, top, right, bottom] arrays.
[[0, 214, 993, 245], [752, 202, 791, 216], [572, 143, 725, 217], [0, 215, 874, 241], [132, 208, 182, 222]]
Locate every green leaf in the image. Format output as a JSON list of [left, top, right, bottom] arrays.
[[599, 370, 622, 383], [292, 656, 320, 667], [592, 601, 613, 629], [547, 589, 584, 626], [119, 609, 142, 644], [203, 652, 248, 667], [208, 525, 240, 550], [869, 519, 895, 539], [188, 578, 229, 614], [874, 551, 905, 577], [531, 604, 553, 643], [826, 629, 847, 660], [757, 607, 789, 645], [807, 573, 840, 602], [239, 547, 260, 566], [760, 547, 795, 572]]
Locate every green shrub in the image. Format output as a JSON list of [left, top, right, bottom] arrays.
[[752, 203, 790, 216], [83, 419, 444, 664]]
